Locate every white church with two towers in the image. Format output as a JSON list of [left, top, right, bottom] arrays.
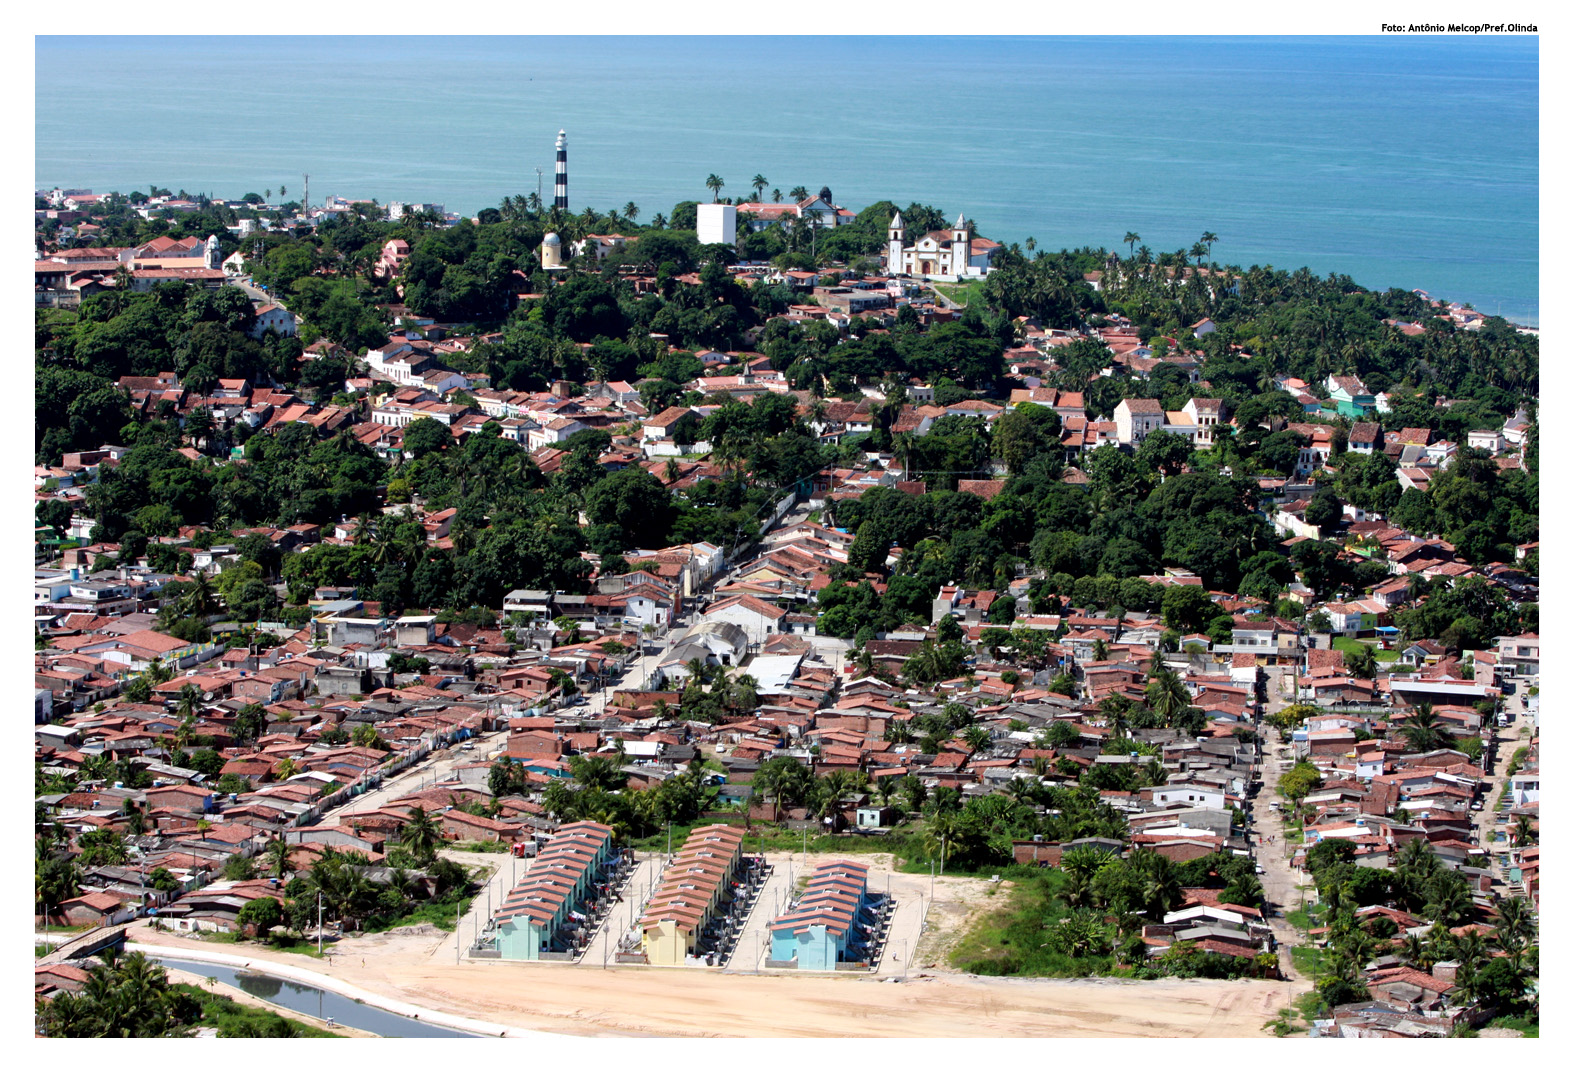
[[884, 210, 1000, 281]]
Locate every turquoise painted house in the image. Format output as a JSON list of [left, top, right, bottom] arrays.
[[767, 860, 880, 969], [492, 820, 614, 960], [1325, 374, 1376, 417]]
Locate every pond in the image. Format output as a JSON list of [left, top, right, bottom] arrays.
[[153, 956, 479, 1038]]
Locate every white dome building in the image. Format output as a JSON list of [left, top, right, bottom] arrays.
[[541, 231, 564, 269]]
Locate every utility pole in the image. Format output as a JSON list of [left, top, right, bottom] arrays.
[[456, 900, 462, 962], [317, 890, 323, 956], [302, 174, 309, 218]]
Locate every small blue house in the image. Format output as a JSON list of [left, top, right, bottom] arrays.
[[767, 860, 881, 969]]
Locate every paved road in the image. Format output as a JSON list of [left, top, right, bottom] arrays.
[[319, 727, 510, 822]]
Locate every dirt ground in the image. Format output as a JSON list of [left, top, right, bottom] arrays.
[[127, 851, 1295, 1037]]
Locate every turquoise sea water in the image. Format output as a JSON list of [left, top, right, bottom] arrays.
[[36, 36, 1539, 325]]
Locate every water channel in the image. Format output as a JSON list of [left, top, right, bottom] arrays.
[[153, 956, 479, 1038]]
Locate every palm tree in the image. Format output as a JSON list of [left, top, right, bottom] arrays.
[[1145, 668, 1192, 728], [622, 202, 639, 223], [1200, 231, 1218, 262], [1512, 814, 1537, 848], [1424, 882, 1473, 928], [1494, 895, 1536, 951], [750, 174, 768, 201], [1060, 846, 1115, 908], [1397, 931, 1432, 969], [264, 837, 292, 879], [1401, 703, 1453, 753], [1123, 232, 1140, 258], [753, 757, 810, 819], [705, 174, 725, 202], [770, 188, 782, 203], [788, 186, 809, 202], [650, 212, 667, 230], [683, 657, 712, 687], [961, 724, 991, 753], [399, 806, 442, 864]]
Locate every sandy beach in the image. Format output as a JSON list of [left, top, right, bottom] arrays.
[[126, 852, 1295, 1038]]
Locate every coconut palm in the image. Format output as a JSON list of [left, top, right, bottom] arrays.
[[1401, 703, 1453, 753], [36, 853, 81, 915], [1512, 814, 1537, 847], [1123, 232, 1140, 258], [1397, 931, 1432, 969], [263, 837, 292, 879], [1424, 882, 1473, 928], [788, 186, 809, 202], [1494, 895, 1536, 951], [753, 756, 811, 818], [1200, 231, 1218, 262], [1145, 668, 1192, 728], [399, 806, 442, 864], [704, 174, 725, 202], [961, 724, 991, 753], [1060, 846, 1115, 908], [750, 174, 768, 201]]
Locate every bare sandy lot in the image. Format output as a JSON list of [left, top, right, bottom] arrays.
[[127, 851, 1294, 1037]]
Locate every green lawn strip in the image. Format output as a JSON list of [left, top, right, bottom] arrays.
[[171, 983, 344, 1037], [1331, 636, 1400, 662]]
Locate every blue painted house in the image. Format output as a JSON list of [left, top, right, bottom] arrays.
[[767, 860, 881, 969]]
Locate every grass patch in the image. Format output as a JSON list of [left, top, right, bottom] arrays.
[[1294, 990, 1329, 1020], [449, 840, 510, 853], [189, 929, 331, 958], [171, 983, 344, 1037], [1290, 945, 1328, 977], [932, 280, 986, 309], [1485, 1015, 1538, 1037], [946, 869, 1119, 977], [362, 895, 473, 934], [1331, 637, 1400, 662]]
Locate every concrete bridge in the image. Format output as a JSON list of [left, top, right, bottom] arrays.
[[37, 924, 126, 966]]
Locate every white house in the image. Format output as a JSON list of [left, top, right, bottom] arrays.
[[250, 303, 297, 339], [1113, 398, 1164, 446], [701, 594, 786, 645]]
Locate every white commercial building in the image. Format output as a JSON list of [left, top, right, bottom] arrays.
[[697, 203, 737, 247]]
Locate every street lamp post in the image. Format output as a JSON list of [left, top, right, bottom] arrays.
[[316, 890, 323, 956]]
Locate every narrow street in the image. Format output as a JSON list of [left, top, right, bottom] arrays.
[[1251, 667, 1309, 982]]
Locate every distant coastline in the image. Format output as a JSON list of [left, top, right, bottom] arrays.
[[35, 36, 1539, 327]]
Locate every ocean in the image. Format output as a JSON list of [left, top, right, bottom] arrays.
[[35, 36, 1539, 325]]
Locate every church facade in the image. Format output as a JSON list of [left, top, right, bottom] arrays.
[[884, 211, 999, 281]]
